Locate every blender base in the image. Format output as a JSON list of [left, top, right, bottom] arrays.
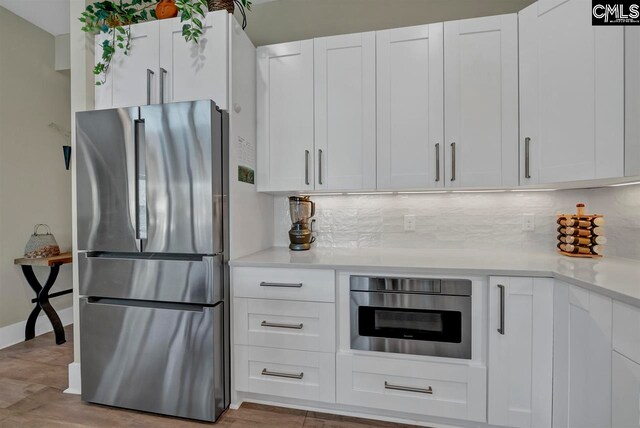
[[289, 243, 311, 251]]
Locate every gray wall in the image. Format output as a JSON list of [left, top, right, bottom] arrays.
[[242, 0, 536, 46], [0, 6, 72, 329]]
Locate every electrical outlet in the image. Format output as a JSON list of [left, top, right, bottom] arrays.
[[404, 214, 416, 232], [522, 214, 535, 231]]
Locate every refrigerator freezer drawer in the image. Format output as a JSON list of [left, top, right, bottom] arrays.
[[80, 297, 225, 422], [79, 253, 222, 304]]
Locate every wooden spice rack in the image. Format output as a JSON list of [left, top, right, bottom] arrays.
[[556, 203, 604, 258]]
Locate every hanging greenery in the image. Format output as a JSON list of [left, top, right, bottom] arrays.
[[80, 0, 220, 85]]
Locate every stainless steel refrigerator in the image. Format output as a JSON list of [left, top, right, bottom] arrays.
[[76, 100, 229, 422]]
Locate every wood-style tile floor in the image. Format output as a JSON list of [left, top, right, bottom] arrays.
[[0, 326, 417, 427]]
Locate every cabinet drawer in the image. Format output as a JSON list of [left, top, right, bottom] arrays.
[[233, 267, 335, 302], [234, 345, 335, 403], [234, 298, 335, 352], [336, 353, 486, 422], [613, 301, 640, 364]]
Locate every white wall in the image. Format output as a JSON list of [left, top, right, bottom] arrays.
[[0, 6, 72, 330], [274, 185, 640, 260]]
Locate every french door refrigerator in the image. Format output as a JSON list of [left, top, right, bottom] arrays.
[[76, 100, 229, 422]]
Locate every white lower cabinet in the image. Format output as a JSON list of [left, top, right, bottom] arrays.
[[336, 353, 486, 422], [234, 345, 335, 403], [234, 298, 335, 352], [612, 351, 640, 428], [612, 300, 640, 428], [553, 281, 612, 428], [487, 277, 553, 428]]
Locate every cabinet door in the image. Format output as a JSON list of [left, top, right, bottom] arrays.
[[376, 24, 444, 190], [612, 351, 640, 428], [488, 277, 553, 428], [256, 40, 314, 192], [314, 33, 376, 191], [519, 0, 624, 184], [109, 21, 160, 108], [444, 14, 518, 188], [159, 11, 228, 110], [553, 282, 612, 428]]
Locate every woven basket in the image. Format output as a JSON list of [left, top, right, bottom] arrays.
[[208, 0, 234, 14], [24, 224, 60, 259]]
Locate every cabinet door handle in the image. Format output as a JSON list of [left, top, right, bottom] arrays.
[[450, 142, 456, 182], [261, 368, 304, 379], [159, 67, 167, 104], [497, 284, 505, 335], [146, 69, 155, 105], [435, 143, 440, 182], [525, 137, 531, 179], [260, 282, 303, 288], [261, 321, 303, 329], [318, 149, 323, 185], [384, 381, 433, 394], [305, 150, 310, 185]]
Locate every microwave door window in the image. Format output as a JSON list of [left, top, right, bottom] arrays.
[[359, 307, 462, 343]]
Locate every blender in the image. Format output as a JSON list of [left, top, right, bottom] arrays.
[[288, 196, 316, 251]]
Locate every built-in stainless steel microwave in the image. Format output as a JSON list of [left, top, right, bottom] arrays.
[[350, 276, 471, 359]]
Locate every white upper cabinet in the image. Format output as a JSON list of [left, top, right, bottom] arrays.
[[159, 12, 228, 109], [519, 0, 624, 184], [95, 20, 160, 109], [314, 33, 376, 191], [95, 11, 230, 111], [256, 40, 315, 192], [626, 27, 640, 177], [376, 24, 444, 190], [488, 277, 553, 428], [444, 14, 519, 188]]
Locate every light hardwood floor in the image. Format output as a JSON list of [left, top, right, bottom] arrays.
[[0, 326, 417, 427]]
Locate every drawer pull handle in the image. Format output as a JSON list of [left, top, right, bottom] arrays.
[[260, 282, 303, 288], [384, 381, 433, 395], [261, 368, 304, 379], [261, 321, 303, 329]]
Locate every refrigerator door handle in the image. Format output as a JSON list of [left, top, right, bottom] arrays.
[[203, 255, 218, 302], [134, 119, 148, 244]]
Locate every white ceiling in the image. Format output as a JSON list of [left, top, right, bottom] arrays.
[[0, 0, 70, 36]]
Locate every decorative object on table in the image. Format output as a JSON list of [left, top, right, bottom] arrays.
[[24, 224, 61, 259], [156, 0, 179, 19], [207, 0, 251, 29], [288, 196, 316, 251], [14, 253, 73, 345], [556, 203, 605, 258], [48, 122, 72, 170]]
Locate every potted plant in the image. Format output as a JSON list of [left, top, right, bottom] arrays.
[[80, 0, 251, 85]]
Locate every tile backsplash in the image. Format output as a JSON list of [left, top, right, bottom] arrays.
[[274, 185, 640, 260]]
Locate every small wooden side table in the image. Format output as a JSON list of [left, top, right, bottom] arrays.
[[14, 252, 73, 345]]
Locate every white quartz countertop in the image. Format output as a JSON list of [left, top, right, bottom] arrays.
[[231, 247, 640, 307]]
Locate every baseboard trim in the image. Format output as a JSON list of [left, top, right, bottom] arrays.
[[64, 361, 81, 395], [0, 306, 73, 350]]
